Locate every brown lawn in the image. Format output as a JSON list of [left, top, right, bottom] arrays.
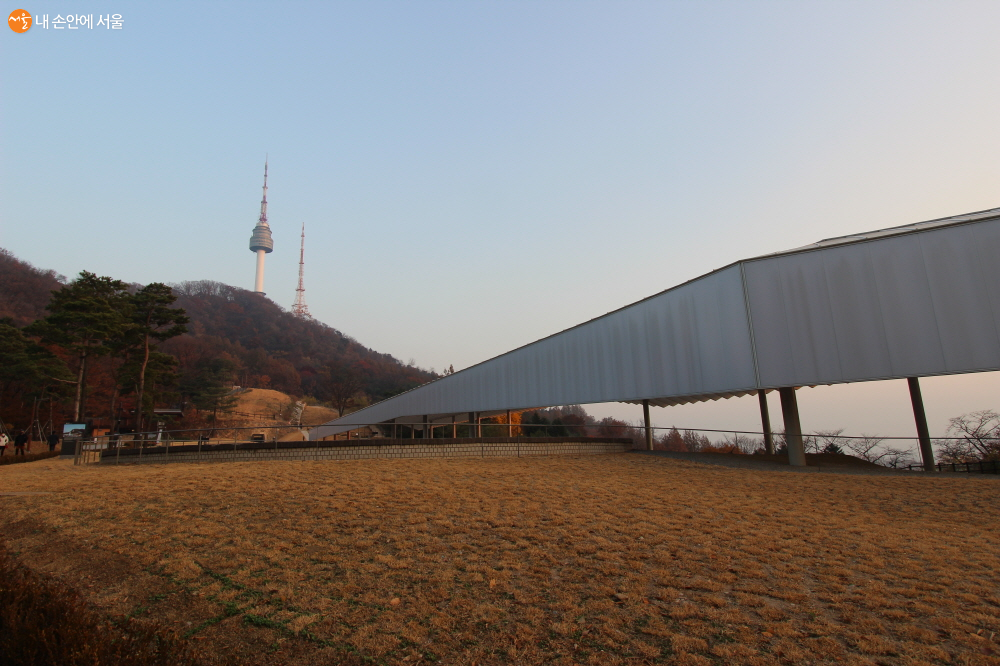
[[1, 454, 998, 665]]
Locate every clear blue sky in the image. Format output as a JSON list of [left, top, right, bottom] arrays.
[[3, 1, 999, 441]]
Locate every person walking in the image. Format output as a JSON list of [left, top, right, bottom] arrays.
[[14, 430, 28, 455], [0, 432, 8, 456], [47, 431, 61, 452]]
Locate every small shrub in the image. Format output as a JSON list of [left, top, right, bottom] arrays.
[[0, 451, 59, 466]]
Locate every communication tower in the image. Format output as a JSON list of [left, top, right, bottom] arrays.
[[248, 159, 274, 294], [292, 222, 311, 318]]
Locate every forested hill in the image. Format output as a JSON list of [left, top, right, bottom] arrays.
[[0, 248, 435, 404], [167, 280, 434, 401], [0, 249, 65, 326]]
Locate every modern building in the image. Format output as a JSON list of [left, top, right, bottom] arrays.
[[312, 206, 1000, 471]]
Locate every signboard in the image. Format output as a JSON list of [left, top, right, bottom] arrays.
[[61, 423, 87, 457]]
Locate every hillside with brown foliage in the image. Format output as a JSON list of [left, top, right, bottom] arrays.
[[166, 280, 433, 402], [0, 249, 66, 327], [0, 249, 433, 431]]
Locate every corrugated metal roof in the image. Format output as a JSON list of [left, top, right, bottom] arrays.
[[754, 206, 1000, 259], [311, 206, 1000, 440]]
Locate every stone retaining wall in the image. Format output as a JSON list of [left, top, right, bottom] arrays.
[[97, 437, 632, 465]]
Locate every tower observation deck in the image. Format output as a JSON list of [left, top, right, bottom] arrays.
[[249, 159, 273, 294]]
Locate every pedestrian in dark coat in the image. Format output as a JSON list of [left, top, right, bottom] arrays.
[[47, 431, 60, 452], [14, 431, 28, 455]]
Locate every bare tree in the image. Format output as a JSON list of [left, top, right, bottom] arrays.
[[815, 429, 845, 454], [935, 438, 970, 465], [326, 363, 365, 417], [681, 430, 711, 452], [843, 434, 915, 467], [879, 447, 917, 469], [720, 433, 760, 454], [943, 410, 1000, 462], [843, 434, 885, 463]]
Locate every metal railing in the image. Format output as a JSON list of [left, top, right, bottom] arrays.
[[904, 460, 1000, 474], [69, 419, 996, 471]]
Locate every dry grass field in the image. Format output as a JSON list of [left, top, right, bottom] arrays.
[[1, 454, 998, 665]]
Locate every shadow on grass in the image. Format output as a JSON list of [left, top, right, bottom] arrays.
[[0, 541, 217, 666]]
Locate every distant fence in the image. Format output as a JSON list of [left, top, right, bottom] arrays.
[[65, 420, 998, 472], [905, 460, 1000, 475], [92, 437, 633, 466]]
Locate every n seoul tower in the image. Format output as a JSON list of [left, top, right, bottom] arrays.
[[248, 159, 274, 294]]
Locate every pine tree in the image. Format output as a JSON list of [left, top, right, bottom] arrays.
[[128, 284, 188, 434], [27, 272, 130, 421], [184, 358, 239, 423]]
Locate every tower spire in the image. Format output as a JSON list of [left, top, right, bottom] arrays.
[[292, 222, 311, 318], [259, 157, 269, 225]]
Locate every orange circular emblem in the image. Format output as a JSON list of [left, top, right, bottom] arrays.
[[8, 9, 31, 32]]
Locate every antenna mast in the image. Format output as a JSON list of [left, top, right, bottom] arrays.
[[292, 222, 311, 318]]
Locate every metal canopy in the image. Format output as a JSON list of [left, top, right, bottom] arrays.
[[311, 207, 1000, 440]]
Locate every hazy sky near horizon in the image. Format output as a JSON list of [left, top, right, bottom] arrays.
[[3, 1, 1000, 441]]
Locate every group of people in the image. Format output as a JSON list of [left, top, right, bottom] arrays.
[[0, 431, 29, 456], [0, 430, 61, 456]]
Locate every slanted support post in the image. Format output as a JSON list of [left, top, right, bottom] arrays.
[[779, 387, 806, 466], [907, 377, 936, 472], [758, 391, 775, 455], [642, 400, 653, 451]]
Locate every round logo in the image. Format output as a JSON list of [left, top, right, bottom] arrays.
[[8, 9, 31, 32]]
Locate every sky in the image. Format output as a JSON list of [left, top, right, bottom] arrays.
[[3, 1, 1000, 445]]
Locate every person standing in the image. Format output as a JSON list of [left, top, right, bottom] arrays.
[[14, 430, 28, 455], [0, 432, 8, 456], [47, 431, 61, 452]]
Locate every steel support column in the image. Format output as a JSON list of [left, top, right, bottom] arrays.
[[507, 409, 512, 437], [758, 391, 775, 455], [779, 387, 806, 466], [468, 412, 475, 439], [452, 415, 457, 438], [423, 414, 429, 439], [642, 399, 653, 451], [907, 377, 936, 472]]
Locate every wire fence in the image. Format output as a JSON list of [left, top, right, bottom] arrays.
[[64, 420, 1000, 472]]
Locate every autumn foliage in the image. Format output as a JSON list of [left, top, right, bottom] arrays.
[[0, 250, 435, 432]]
